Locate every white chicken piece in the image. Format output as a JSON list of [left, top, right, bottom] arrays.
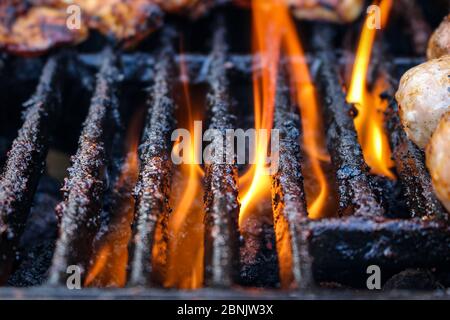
[[395, 54, 450, 149], [426, 111, 450, 213], [427, 14, 450, 60]]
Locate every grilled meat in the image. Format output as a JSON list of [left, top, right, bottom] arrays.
[[426, 111, 450, 213], [427, 14, 450, 60], [0, 0, 163, 54], [67, 0, 163, 48], [235, 0, 364, 23], [290, 0, 364, 23], [395, 55, 450, 149], [0, 6, 88, 56], [155, 0, 220, 19]]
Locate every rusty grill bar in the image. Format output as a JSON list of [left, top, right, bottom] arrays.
[[203, 18, 240, 288], [0, 55, 62, 283], [271, 66, 312, 289], [128, 29, 176, 286], [0, 1, 449, 296], [380, 58, 447, 220], [48, 49, 120, 285], [313, 26, 383, 218]]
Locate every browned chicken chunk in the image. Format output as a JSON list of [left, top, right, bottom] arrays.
[[155, 0, 220, 19], [0, 4, 88, 56], [395, 55, 450, 149], [427, 14, 450, 60], [0, 0, 163, 54], [426, 111, 450, 213], [235, 0, 364, 23], [65, 0, 163, 48], [289, 0, 364, 23]]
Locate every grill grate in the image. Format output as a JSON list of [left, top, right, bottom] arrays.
[[0, 3, 449, 296]]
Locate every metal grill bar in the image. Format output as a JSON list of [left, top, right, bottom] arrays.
[[271, 66, 312, 289], [313, 26, 383, 217], [308, 216, 450, 277], [48, 49, 120, 285], [203, 19, 240, 288], [379, 59, 446, 219], [128, 30, 176, 286], [0, 55, 62, 283]]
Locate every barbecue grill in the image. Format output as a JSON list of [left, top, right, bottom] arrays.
[[0, 0, 449, 299]]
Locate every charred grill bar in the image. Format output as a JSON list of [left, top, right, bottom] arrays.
[[308, 216, 450, 284], [203, 20, 240, 288], [386, 102, 446, 220], [0, 0, 449, 297], [128, 30, 176, 286], [0, 56, 62, 283], [313, 26, 383, 218], [271, 66, 312, 289], [379, 59, 446, 219], [48, 49, 120, 285]]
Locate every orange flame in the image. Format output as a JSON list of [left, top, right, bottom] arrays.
[[239, 0, 283, 225], [240, 0, 333, 224], [84, 108, 142, 287], [239, 0, 334, 288], [281, 5, 332, 219], [347, 0, 395, 179], [162, 53, 205, 289]]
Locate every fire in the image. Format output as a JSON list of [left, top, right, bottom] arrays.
[[239, 0, 283, 225], [239, 0, 334, 288], [240, 0, 332, 224], [281, 5, 331, 219], [347, 0, 395, 179], [84, 108, 142, 287], [161, 53, 205, 289]]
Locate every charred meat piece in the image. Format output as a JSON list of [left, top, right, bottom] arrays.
[[235, 0, 364, 23], [289, 0, 364, 23], [33, 0, 164, 48], [69, 0, 163, 48], [395, 55, 450, 149], [427, 14, 450, 60], [426, 111, 450, 213], [155, 0, 220, 19], [0, 0, 163, 54], [0, 6, 88, 56]]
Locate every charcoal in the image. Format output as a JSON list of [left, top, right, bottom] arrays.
[[383, 269, 442, 291], [8, 175, 60, 286]]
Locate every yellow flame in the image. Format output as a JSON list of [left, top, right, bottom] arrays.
[[240, 0, 333, 222], [239, 0, 283, 225], [162, 53, 204, 289], [84, 108, 142, 287], [347, 0, 395, 179], [281, 7, 331, 219]]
